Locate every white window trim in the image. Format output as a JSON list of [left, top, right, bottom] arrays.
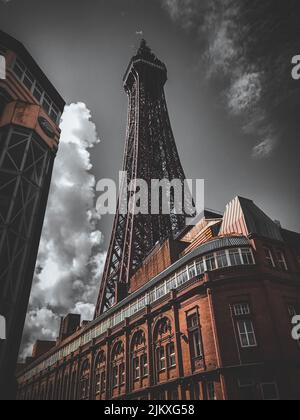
[[237, 319, 258, 348], [233, 303, 251, 317], [264, 247, 276, 268], [192, 329, 203, 358], [167, 343, 176, 367], [277, 250, 288, 271]]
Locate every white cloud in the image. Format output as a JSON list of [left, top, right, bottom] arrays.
[[252, 135, 277, 159], [72, 302, 95, 322], [227, 73, 262, 115], [22, 308, 60, 359], [20, 103, 106, 359], [161, 0, 277, 157]]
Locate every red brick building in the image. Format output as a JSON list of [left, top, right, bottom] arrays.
[[16, 197, 300, 400]]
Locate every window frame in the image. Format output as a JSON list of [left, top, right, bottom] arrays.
[[119, 363, 125, 385], [112, 365, 119, 389], [133, 357, 140, 381], [157, 346, 166, 372], [141, 353, 148, 378], [260, 382, 279, 401], [187, 312, 204, 360], [276, 250, 288, 271], [233, 303, 251, 317], [167, 342, 176, 368], [237, 319, 258, 348], [205, 253, 216, 271], [264, 247, 276, 268]]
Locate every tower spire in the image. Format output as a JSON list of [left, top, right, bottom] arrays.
[[95, 45, 191, 316]]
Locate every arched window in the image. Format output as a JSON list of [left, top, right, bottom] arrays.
[[154, 317, 176, 380], [131, 331, 148, 390], [94, 350, 106, 400], [110, 341, 125, 397], [79, 360, 90, 400]]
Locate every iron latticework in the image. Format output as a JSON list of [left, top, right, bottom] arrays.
[[0, 127, 50, 302], [0, 124, 54, 341], [95, 41, 192, 316]]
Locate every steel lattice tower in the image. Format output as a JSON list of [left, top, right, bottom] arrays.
[[95, 41, 192, 316]]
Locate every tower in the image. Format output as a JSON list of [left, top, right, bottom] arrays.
[[95, 40, 192, 316], [0, 31, 65, 399]]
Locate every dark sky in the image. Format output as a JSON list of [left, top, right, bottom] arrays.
[[1, 0, 300, 354], [1, 0, 300, 240]]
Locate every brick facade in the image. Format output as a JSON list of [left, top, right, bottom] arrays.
[[16, 198, 300, 400]]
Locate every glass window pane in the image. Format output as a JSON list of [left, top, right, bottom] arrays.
[[216, 251, 229, 268], [33, 83, 43, 101], [206, 254, 216, 271], [23, 71, 34, 90], [241, 248, 255, 265], [229, 249, 242, 266]]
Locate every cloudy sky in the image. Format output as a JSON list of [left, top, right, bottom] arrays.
[[0, 0, 300, 357]]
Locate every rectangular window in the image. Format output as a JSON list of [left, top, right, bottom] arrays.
[[277, 250, 288, 271], [119, 363, 125, 385], [233, 303, 251, 317], [149, 289, 156, 303], [131, 302, 138, 315], [238, 378, 255, 400], [42, 94, 51, 113], [207, 382, 216, 401], [95, 375, 101, 395], [95, 374, 101, 395], [157, 347, 166, 371], [141, 354, 148, 377], [216, 250, 229, 268], [166, 277, 177, 292], [133, 357, 140, 380], [196, 257, 205, 274], [167, 342, 176, 368], [177, 270, 188, 286], [192, 330, 203, 358], [187, 313, 199, 329], [188, 264, 196, 279], [237, 320, 257, 348], [206, 254, 216, 271], [187, 313, 203, 359], [264, 247, 275, 268], [112, 366, 118, 388], [241, 248, 255, 265], [33, 82, 43, 102], [100, 371, 106, 393], [23, 70, 35, 90], [13, 58, 25, 79], [261, 383, 279, 401], [50, 105, 59, 124], [229, 249, 242, 266], [156, 284, 165, 300]]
